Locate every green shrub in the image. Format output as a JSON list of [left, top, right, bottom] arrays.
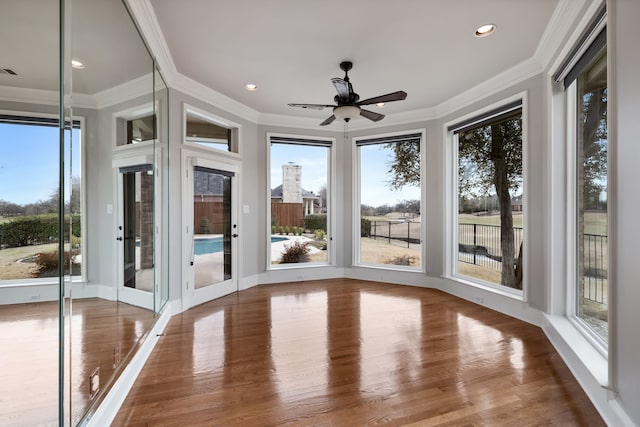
[[304, 214, 326, 233], [271, 225, 276, 234], [280, 241, 310, 263], [314, 229, 326, 240], [278, 226, 284, 235], [285, 225, 290, 235], [0, 214, 80, 248], [361, 217, 371, 237]]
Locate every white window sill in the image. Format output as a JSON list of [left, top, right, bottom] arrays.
[[543, 313, 608, 387]]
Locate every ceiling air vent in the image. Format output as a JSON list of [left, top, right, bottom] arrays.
[[0, 68, 18, 75]]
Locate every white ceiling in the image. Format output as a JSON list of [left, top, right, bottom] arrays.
[[150, 0, 559, 124]]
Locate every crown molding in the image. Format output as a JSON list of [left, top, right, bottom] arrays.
[[0, 85, 94, 109], [124, 0, 178, 86], [93, 73, 154, 109], [435, 57, 542, 119], [0, 86, 59, 107], [171, 73, 261, 124], [533, 0, 579, 72]]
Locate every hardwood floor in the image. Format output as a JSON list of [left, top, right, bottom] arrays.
[[114, 279, 604, 426], [0, 298, 154, 426]]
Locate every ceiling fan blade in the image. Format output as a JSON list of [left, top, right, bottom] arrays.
[[320, 115, 336, 126], [331, 77, 350, 101], [358, 91, 407, 106], [288, 103, 334, 110], [359, 109, 385, 122]]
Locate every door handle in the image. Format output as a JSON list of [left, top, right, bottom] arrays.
[[232, 234, 238, 238], [116, 236, 123, 241]]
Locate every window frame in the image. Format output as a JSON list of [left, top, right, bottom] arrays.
[[352, 129, 426, 272], [266, 132, 335, 269], [444, 93, 527, 299]]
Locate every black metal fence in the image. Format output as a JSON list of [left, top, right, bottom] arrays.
[[582, 233, 608, 305], [458, 223, 523, 271], [368, 220, 420, 248], [364, 219, 608, 305]]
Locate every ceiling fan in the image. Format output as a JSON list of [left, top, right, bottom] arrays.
[[288, 61, 407, 126]]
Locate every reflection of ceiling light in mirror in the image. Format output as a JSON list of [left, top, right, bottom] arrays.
[[245, 83, 257, 91], [475, 24, 496, 37], [71, 59, 85, 69], [376, 102, 385, 107]]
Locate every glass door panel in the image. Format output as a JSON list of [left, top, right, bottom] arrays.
[[192, 167, 232, 288], [118, 166, 154, 310]]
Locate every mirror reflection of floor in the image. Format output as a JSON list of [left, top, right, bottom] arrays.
[[0, 298, 154, 426]]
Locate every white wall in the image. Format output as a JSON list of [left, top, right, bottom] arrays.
[[610, 0, 640, 423]]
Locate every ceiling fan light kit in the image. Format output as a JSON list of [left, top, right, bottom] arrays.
[[288, 61, 407, 127], [333, 105, 361, 122]]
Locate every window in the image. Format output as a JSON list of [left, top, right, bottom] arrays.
[[450, 102, 524, 290], [185, 107, 237, 153], [355, 132, 423, 269], [268, 135, 332, 266], [569, 30, 608, 342], [0, 114, 83, 282]]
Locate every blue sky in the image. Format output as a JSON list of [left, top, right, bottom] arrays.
[[0, 123, 80, 205], [270, 142, 420, 208]]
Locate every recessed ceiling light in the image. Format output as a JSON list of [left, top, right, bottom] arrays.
[[245, 83, 257, 91], [376, 102, 385, 108], [71, 59, 85, 69], [475, 24, 496, 37]]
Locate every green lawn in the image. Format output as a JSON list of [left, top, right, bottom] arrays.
[[458, 213, 523, 228]]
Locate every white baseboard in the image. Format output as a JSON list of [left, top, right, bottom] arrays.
[[257, 265, 345, 284]]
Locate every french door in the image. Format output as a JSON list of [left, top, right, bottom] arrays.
[[183, 157, 239, 308], [116, 164, 155, 310]]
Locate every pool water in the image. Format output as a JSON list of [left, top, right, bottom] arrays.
[[195, 236, 288, 255]]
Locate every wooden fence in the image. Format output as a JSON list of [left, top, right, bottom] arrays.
[[194, 201, 224, 234], [271, 203, 303, 228]]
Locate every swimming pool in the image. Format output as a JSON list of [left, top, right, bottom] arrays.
[[194, 236, 288, 255]]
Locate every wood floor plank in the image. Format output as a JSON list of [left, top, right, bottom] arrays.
[[113, 279, 604, 426]]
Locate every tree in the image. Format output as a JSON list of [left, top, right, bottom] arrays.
[[580, 88, 607, 210], [458, 116, 523, 288], [385, 141, 420, 190]]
